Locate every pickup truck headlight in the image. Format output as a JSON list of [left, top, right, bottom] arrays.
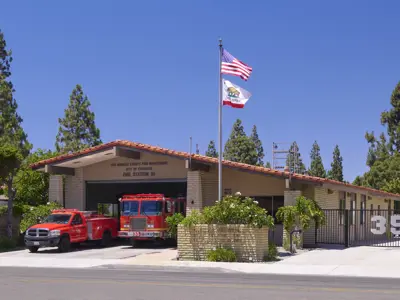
[[49, 230, 61, 237]]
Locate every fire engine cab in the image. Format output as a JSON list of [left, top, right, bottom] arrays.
[[117, 193, 186, 246]]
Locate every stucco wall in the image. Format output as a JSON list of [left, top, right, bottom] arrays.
[[83, 154, 187, 181], [177, 224, 269, 262]]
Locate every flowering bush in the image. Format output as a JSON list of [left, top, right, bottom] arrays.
[[182, 193, 274, 228]]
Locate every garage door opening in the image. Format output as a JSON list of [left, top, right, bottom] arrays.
[[86, 181, 187, 218]]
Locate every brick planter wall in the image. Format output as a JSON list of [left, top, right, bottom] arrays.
[[177, 224, 269, 262]]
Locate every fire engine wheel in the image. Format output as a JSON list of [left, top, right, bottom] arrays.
[[101, 231, 112, 247], [58, 236, 71, 253], [28, 246, 39, 253]]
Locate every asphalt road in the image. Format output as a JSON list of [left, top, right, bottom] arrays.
[[1, 266, 400, 300]]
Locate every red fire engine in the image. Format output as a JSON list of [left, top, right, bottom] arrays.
[[117, 193, 186, 246]]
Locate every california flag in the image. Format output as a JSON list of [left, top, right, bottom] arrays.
[[222, 79, 252, 108]]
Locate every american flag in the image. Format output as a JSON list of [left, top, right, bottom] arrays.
[[221, 48, 253, 81]]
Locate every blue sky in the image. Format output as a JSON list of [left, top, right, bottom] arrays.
[[1, 0, 398, 181]]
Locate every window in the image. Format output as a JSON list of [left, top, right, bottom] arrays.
[[339, 191, 346, 225], [141, 201, 163, 216], [72, 214, 83, 225], [350, 193, 357, 225], [395, 201, 400, 214], [43, 214, 71, 224], [165, 201, 172, 213], [121, 201, 139, 216], [360, 195, 366, 225]]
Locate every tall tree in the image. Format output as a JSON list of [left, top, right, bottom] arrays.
[[380, 81, 400, 152], [308, 141, 326, 178], [0, 29, 31, 237], [250, 125, 264, 166], [265, 161, 272, 168], [286, 141, 306, 174], [223, 119, 257, 165], [205, 140, 218, 158], [55, 84, 102, 153], [328, 145, 344, 182]]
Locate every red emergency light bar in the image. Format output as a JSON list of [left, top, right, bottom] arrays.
[[52, 209, 79, 213]]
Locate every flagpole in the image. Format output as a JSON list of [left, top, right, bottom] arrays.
[[218, 38, 223, 201]]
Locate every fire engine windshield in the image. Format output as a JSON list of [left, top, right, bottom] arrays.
[[140, 201, 163, 216], [121, 201, 139, 216], [43, 214, 71, 224]]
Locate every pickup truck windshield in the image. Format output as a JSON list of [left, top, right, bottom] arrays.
[[141, 201, 163, 216], [121, 201, 139, 216], [43, 214, 71, 224]]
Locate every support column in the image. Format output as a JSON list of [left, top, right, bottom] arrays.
[[64, 168, 85, 210], [186, 171, 203, 216], [48, 175, 64, 206]]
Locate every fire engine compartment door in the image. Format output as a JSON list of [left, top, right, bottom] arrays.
[[85, 180, 187, 216]]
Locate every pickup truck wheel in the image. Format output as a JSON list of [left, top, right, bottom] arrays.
[[28, 246, 39, 253], [58, 236, 71, 253], [101, 231, 112, 247]]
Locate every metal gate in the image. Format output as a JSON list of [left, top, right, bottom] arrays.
[[316, 209, 400, 247]]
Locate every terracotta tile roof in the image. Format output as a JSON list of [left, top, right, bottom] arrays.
[[30, 139, 400, 199]]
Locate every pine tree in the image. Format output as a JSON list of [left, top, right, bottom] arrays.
[[308, 141, 326, 178], [223, 119, 257, 165], [205, 140, 218, 158], [0, 29, 31, 237], [286, 141, 306, 174], [55, 84, 102, 153], [381, 81, 400, 152], [250, 125, 264, 166], [265, 161, 272, 168], [328, 145, 344, 182]]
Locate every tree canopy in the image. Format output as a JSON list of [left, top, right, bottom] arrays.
[[308, 141, 326, 178], [223, 119, 258, 165], [205, 140, 218, 158], [55, 84, 102, 153], [250, 125, 265, 166], [286, 142, 306, 174], [327, 145, 344, 182]]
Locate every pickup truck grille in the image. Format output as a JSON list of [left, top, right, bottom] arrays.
[[27, 228, 49, 237], [130, 218, 146, 230]]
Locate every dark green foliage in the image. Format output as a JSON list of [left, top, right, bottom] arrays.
[[328, 145, 344, 182], [55, 84, 102, 153], [223, 119, 258, 165], [19, 202, 63, 233], [286, 142, 306, 174], [0, 30, 31, 238], [205, 140, 218, 158], [380, 81, 400, 152], [265, 161, 272, 168], [13, 149, 58, 205], [206, 247, 237, 262], [250, 125, 264, 166], [308, 141, 326, 178], [264, 242, 279, 262]]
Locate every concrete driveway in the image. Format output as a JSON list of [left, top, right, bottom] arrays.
[[0, 242, 174, 268]]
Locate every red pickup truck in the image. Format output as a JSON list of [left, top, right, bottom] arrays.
[[24, 209, 119, 253]]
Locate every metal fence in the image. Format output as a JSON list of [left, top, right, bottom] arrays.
[[316, 209, 400, 247]]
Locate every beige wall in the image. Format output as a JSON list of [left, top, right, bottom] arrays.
[[178, 224, 269, 262], [83, 153, 187, 181]]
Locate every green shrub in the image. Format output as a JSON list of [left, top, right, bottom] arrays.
[[180, 210, 205, 227], [165, 213, 185, 238], [0, 236, 17, 251], [19, 202, 62, 233], [264, 242, 279, 261], [202, 194, 274, 228], [206, 247, 237, 262]]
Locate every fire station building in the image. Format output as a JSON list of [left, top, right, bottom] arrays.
[[31, 140, 400, 246]]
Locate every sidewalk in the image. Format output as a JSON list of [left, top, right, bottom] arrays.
[[121, 247, 400, 278]]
